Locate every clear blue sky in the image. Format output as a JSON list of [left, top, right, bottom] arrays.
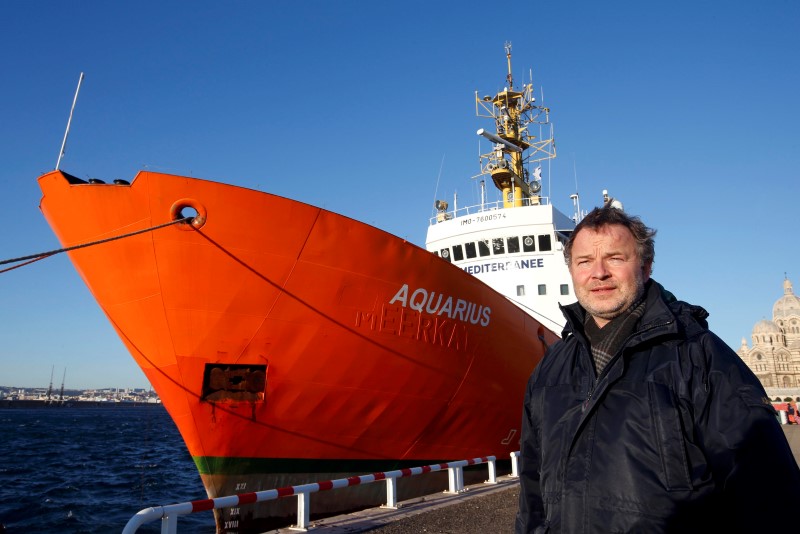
[[1, 1, 798, 389]]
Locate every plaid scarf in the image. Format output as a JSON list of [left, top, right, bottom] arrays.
[[583, 298, 647, 375]]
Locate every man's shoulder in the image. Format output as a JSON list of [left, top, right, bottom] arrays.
[[532, 334, 582, 380]]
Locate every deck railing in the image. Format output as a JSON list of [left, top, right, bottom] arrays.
[[429, 197, 551, 225], [123, 452, 521, 533]]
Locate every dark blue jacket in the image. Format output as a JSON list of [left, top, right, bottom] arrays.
[[516, 280, 800, 533]]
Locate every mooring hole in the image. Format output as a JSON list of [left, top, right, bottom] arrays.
[[176, 206, 199, 223]]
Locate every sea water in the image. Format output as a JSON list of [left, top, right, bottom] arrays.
[[0, 405, 215, 533]]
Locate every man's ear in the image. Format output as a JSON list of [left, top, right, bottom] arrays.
[[642, 262, 653, 282]]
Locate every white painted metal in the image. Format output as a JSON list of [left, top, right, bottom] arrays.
[[487, 458, 497, 484], [385, 477, 399, 509], [510, 451, 520, 478], [447, 465, 465, 494], [426, 198, 577, 332], [122, 456, 501, 533]]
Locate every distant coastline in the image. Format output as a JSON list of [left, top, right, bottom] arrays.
[[0, 398, 162, 409], [0, 385, 160, 406]]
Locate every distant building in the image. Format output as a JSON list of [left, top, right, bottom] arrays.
[[737, 277, 800, 400]]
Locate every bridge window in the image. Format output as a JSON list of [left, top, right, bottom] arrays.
[[452, 244, 464, 261], [493, 238, 505, 254], [560, 284, 570, 295], [507, 236, 520, 253], [465, 242, 477, 259], [538, 235, 552, 251], [538, 284, 547, 296], [478, 240, 491, 257], [517, 285, 525, 296], [522, 235, 536, 252]]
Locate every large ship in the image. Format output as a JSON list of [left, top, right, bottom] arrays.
[[37, 45, 573, 533]]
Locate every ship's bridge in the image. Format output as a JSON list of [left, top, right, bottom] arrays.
[[425, 199, 577, 332]]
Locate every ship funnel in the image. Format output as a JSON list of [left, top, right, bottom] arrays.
[[477, 129, 522, 153]]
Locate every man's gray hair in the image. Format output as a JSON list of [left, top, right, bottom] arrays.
[[564, 202, 657, 269]]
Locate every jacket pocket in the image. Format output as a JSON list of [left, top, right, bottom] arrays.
[[648, 381, 692, 490]]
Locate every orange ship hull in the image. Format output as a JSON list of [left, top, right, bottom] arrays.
[[38, 170, 556, 532]]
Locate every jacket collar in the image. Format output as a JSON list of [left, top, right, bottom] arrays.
[[559, 279, 698, 347]]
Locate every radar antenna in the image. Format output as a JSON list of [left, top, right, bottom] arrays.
[[505, 41, 513, 90]]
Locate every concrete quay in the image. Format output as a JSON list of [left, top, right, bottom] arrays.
[[268, 425, 800, 534]]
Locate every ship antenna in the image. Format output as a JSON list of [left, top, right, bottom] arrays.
[[431, 154, 446, 216], [571, 159, 583, 223], [540, 86, 552, 199], [504, 41, 513, 90], [56, 72, 85, 170]]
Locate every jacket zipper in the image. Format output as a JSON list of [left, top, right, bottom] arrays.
[[581, 319, 674, 412]]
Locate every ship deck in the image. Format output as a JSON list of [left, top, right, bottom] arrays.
[[266, 425, 800, 533]]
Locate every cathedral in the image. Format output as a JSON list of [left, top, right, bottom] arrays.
[[737, 277, 800, 399]]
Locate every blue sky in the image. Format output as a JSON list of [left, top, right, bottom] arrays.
[[1, 1, 798, 389]]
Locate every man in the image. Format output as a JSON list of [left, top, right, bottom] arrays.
[[516, 204, 800, 533]]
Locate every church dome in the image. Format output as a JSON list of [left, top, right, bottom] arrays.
[[753, 319, 781, 335], [773, 278, 800, 319]]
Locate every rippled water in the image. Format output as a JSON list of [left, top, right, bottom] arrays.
[[0, 406, 216, 533]]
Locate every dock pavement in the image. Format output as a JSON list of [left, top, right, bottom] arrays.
[[268, 425, 800, 534]]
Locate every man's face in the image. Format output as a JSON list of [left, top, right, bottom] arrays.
[[569, 224, 652, 327]]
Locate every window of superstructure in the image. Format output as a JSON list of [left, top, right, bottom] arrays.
[[538, 284, 547, 295], [465, 242, 477, 259], [452, 244, 464, 261], [440, 248, 451, 262], [522, 235, 536, 252], [478, 240, 491, 257], [560, 284, 570, 296], [507, 236, 520, 253], [538, 234, 552, 252], [492, 238, 505, 254], [517, 285, 525, 296]]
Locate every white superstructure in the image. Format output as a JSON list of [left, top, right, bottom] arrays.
[[427, 195, 576, 332]]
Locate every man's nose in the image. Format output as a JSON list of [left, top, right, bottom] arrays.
[[590, 260, 610, 279]]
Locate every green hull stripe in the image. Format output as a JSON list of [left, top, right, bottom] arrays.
[[192, 456, 510, 476]]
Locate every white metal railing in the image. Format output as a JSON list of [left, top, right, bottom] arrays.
[[429, 197, 552, 226], [123, 453, 519, 533], [510, 451, 520, 477]]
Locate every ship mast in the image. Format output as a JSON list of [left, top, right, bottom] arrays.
[[59, 368, 66, 404], [46, 365, 54, 403], [475, 42, 556, 209]]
